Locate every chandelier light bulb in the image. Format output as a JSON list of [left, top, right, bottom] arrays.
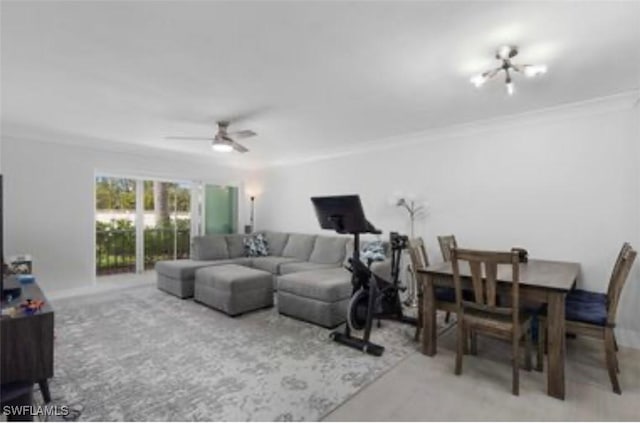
[[524, 64, 548, 77], [506, 81, 514, 96], [470, 74, 487, 88]]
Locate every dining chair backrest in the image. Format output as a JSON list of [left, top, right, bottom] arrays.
[[408, 237, 430, 271], [451, 248, 521, 327], [437, 235, 458, 262], [606, 243, 637, 325], [606, 242, 631, 300]]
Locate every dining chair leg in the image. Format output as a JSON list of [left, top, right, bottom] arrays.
[[512, 335, 520, 396], [525, 328, 533, 372], [470, 330, 478, 355], [455, 321, 464, 375], [613, 331, 619, 352], [414, 298, 423, 342], [604, 328, 621, 394], [536, 317, 545, 372], [462, 326, 470, 355]]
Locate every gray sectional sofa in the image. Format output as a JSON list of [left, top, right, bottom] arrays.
[[155, 230, 389, 328]]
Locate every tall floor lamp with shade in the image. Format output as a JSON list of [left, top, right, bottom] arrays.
[[244, 196, 255, 234]]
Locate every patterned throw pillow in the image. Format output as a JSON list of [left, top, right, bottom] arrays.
[[243, 233, 269, 257], [361, 240, 386, 262]]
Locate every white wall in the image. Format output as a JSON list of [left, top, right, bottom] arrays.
[[1, 138, 245, 295], [256, 98, 640, 337]]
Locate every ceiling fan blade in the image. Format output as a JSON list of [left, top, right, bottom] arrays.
[[227, 130, 257, 139], [220, 106, 270, 126], [165, 136, 214, 141], [231, 141, 249, 153]]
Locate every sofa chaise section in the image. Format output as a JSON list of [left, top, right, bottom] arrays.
[[156, 234, 249, 298]]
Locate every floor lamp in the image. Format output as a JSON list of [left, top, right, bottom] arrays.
[[244, 196, 255, 234]]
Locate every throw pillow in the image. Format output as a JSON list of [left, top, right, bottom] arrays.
[[243, 233, 269, 257], [361, 240, 386, 262]]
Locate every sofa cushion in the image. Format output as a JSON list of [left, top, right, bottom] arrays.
[[279, 261, 340, 275], [262, 231, 289, 256], [309, 236, 348, 265], [195, 264, 273, 293], [277, 267, 352, 302], [226, 235, 246, 258], [282, 234, 317, 261], [191, 236, 229, 260], [156, 258, 251, 280], [251, 256, 302, 274]]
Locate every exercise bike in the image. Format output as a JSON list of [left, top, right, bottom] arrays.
[[311, 195, 417, 356]]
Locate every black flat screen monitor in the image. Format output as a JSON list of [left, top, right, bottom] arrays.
[[311, 195, 380, 234]]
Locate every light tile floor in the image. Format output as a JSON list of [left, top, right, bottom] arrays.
[[325, 327, 640, 421]]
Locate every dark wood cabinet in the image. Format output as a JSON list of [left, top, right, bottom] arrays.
[[1, 283, 54, 399]]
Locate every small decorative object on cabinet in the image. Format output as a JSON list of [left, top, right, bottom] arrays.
[[8, 254, 33, 275]]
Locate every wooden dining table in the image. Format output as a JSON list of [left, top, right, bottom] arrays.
[[417, 259, 580, 400]]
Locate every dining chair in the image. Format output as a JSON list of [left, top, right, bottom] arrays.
[[408, 238, 457, 341], [451, 247, 533, 396], [437, 235, 458, 262], [538, 242, 636, 394]]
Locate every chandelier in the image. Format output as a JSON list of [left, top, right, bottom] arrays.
[[470, 45, 547, 95]]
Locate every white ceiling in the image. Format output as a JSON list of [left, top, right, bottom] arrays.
[[2, 1, 639, 168]]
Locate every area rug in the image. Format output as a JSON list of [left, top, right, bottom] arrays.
[[48, 285, 451, 421]]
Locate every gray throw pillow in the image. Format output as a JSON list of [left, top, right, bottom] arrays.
[[243, 234, 269, 257], [361, 240, 386, 262]]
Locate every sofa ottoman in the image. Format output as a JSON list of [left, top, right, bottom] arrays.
[[156, 258, 252, 299], [276, 267, 352, 328], [194, 264, 274, 316]]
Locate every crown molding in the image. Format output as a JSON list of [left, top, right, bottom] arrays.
[[2, 90, 637, 172], [0, 125, 261, 171], [265, 90, 640, 168]]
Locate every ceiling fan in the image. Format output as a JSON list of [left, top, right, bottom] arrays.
[[166, 120, 257, 153]]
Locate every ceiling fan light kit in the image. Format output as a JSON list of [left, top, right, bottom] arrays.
[[470, 45, 547, 95], [212, 141, 234, 153]]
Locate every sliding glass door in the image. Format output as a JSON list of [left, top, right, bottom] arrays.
[[95, 176, 137, 275], [95, 176, 193, 276], [203, 185, 238, 235], [95, 176, 239, 277], [143, 181, 192, 270]]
